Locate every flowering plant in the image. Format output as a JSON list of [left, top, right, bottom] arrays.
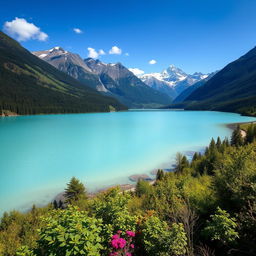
[[109, 230, 135, 256]]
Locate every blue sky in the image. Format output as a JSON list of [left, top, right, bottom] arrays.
[[1, 0, 256, 74]]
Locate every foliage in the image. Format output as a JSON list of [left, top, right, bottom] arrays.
[[231, 125, 244, 146], [214, 143, 256, 211], [64, 177, 87, 204], [2, 130, 256, 255], [92, 187, 137, 232], [141, 215, 187, 255], [135, 179, 152, 197], [203, 207, 239, 245], [36, 206, 104, 256]]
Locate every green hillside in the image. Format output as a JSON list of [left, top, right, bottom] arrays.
[[0, 31, 126, 115], [183, 47, 256, 115]]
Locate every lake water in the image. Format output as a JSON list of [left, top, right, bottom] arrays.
[[0, 110, 255, 214]]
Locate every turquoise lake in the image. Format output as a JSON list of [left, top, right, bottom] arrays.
[[0, 110, 255, 214]]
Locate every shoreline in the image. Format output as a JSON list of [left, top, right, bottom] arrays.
[[226, 120, 256, 130], [52, 150, 203, 204]]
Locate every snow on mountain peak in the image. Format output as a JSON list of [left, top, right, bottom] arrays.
[[140, 64, 209, 97]]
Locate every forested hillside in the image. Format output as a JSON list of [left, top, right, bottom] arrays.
[[182, 47, 256, 116], [0, 31, 126, 115]]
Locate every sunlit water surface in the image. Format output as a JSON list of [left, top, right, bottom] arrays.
[[0, 110, 255, 214]]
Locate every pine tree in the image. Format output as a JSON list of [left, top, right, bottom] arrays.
[[216, 137, 222, 150], [175, 153, 189, 174], [53, 200, 58, 209], [156, 169, 165, 181], [231, 126, 243, 147], [192, 152, 199, 162], [209, 138, 216, 152], [246, 123, 254, 144], [64, 177, 87, 204]]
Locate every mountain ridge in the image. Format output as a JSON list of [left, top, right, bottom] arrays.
[[0, 31, 126, 115], [183, 46, 256, 115], [135, 65, 209, 99], [33, 48, 172, 108]]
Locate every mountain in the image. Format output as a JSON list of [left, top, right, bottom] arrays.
[[138, 73, 178, 99], [139, 65, 208, 98], [33, 47, 107, 92], [173, 71, 217, 103], [33, 48, 172, 108], [184, 47, 256, 115], [0, 31, 126, 115]]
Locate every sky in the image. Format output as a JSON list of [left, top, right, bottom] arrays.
[[1, 0, 256, 74]]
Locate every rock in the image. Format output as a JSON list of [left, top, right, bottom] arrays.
[[129, 174, 153, 182]]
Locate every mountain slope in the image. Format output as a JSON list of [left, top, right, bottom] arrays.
[[185, 47, 256, 115], [139, 73, 178, 99], [33, 47, 108, 92], [140, 65, 208, 97], [173, 72, 217, 103], [34, 48, 172, 108], [83, 58, 172, 108], [0, 31, 126, 115]]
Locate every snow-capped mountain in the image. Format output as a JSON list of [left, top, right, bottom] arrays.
[[33, 47, 172, 108], [132, 65, 209, 98], [33, 47, 107, 92]]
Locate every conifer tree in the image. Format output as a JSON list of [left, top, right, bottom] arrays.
[[192, 152, 199, 162], [216, 137, 222, 150], [156, 169, 165, 181], [175, 153, 189, 173], [246, 123, 255, 144], [231, 126, 243, 147], [64, 177, 87, 204]]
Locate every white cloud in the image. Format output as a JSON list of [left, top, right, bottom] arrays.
[[109, 46, 122, 55], [87, 47, 106, 59], [73, 28, 83, 34], [3, 17, 48, 41], [129, 68, 145, 77], [98, 49, 106, 55], [149, 59, 157, 65], [87, 47, 99, 58]]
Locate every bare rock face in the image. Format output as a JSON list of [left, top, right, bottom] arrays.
[[33, 47, 172, 108]]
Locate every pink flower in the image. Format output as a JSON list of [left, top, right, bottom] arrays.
[[118, 238, 127, 249], [117, 230, 122, 234], [130, 243, 134, 248], [111, 239, 119, 249], [126, 253, 132, 256], [126, 231, 135, 237], [112, 234, 119, 239]]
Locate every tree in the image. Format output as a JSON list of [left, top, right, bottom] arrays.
[[192, 152, 199, 162], [64, 177, 87, 204], [156, 169, 165, 181], [245, 123, 255, 144], [141, 215, 187, 256], [136, 179, 152, 197], [92, 187, 137, 232], [209, 138, 217, 153], [216, 137, 222, 150], [175, 153, 189, 174], [214, 144, 256, 211], [231, 125, 243, 147], [203, 207, 239, 245]]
